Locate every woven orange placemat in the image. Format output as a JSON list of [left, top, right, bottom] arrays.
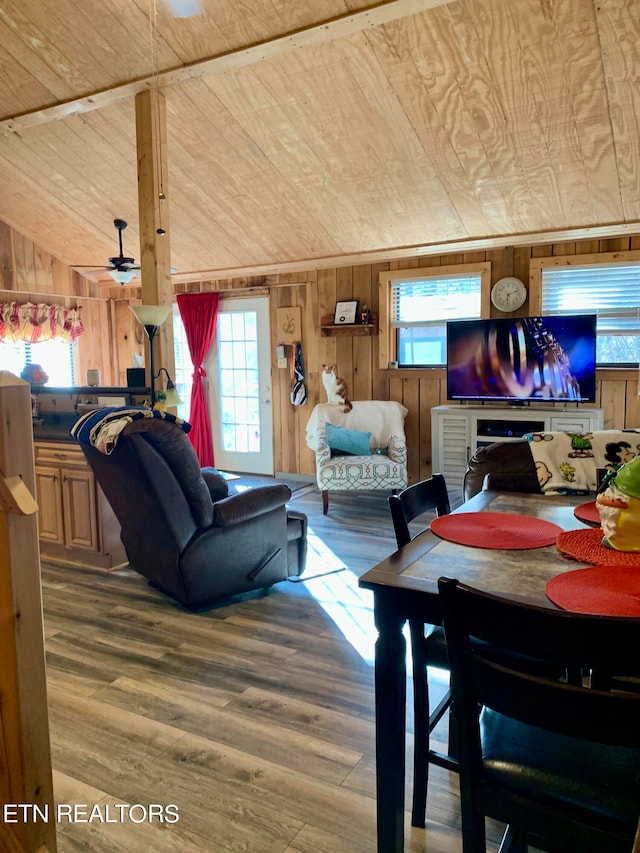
[[557, 527, 640, 567]]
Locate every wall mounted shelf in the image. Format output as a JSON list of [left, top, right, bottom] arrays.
[[320, 313, 378, 337]]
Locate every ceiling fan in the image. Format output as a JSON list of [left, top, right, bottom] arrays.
[[72, 219, 142, 285]]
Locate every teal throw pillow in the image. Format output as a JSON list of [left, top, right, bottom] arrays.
[[325, 423, 371, 455]]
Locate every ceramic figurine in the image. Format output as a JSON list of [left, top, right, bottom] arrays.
[[20, 363, 49, 385], [595, 455, 640, 551]]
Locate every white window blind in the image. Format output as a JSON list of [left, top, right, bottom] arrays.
[[391, 273, 482, 326], [391, 272, 482, 366], [542, 262, 640, 364], [542, 263, 640, 333]]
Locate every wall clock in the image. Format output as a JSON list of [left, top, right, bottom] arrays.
[[490, 276, 527, 312]]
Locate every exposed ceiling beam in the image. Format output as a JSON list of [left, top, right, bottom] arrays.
[[0, 0, 450, 135], [152, 221, 640, 283]]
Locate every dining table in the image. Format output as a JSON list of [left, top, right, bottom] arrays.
[[358, 488, 613, 853]]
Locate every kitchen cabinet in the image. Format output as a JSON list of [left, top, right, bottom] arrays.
[[34, 441, 126, 569]]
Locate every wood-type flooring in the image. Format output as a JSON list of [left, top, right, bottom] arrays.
[[41, 487, 506, 852]]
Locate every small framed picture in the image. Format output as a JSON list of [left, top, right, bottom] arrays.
[[334, 300, 359, 325]]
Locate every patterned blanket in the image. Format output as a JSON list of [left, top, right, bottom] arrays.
[[70, 406, 190, 455], [305, 400, 408, 451], [524, 429, 640, 494]]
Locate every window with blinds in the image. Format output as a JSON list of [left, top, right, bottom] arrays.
[[0, 339, 76, 385], [391, 273, 482, 366], [541, 262, 640, 365]]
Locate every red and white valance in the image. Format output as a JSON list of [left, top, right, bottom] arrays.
[[0, 301, 84, 344]]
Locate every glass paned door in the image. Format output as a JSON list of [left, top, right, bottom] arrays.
[[207, 297, 273, 474]]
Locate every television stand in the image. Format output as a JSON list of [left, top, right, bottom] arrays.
[[431, 405, 604, 493]]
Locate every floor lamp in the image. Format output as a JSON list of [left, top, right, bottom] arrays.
[[129, 304, 171, 405]]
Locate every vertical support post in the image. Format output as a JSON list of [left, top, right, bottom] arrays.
[[134, 88, 175, 385], [0, 372, 56, 852]]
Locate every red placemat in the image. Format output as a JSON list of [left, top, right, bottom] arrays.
[[573, 500, 601, 527], [546, 566, 640, 616], [430, 512, 562, 550], [557, 527, 640, 567]]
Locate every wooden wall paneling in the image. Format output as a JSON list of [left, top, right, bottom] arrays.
[[76, 301, 112, 386], [370, 262, 389, 400], [351, 264, 371, 401], [377, 270, 391, 372], [0, 221, 14, 291], [530, 243, 549, 259], [624, 379, 640, 429], [301, 275, 320, 398], [12, 232, 35, 292], [34, 245, 54, 293], [552, 241, 576, 255], [275, 288, 297, 475], [352, 331, 372, 402], [486, 247, 506, 287], [51, 257, 72, 295], [71, 269, 90, 298], [335, 265, 355, 398], [369, 262, 387, 317], [419, 373, 444, 480], [574, 239, 602, 254], [402, 376, 420, 484], [273, 287, 296, 475], [298, 279, 318, 475], [462, 250, 487, 264], [112, 299, 141, 386], [317, 267, 338, 381], [599, 377, 627, 430], [441, 253, 464, 266], [291, 284, 313, 475], [418, 256, 441, 269], [601, 238, 631, 252], [512, 246, 530, 285], [388, 375, 403, 407], [351, 262, 371, 316], [269, 293, 285, 474]]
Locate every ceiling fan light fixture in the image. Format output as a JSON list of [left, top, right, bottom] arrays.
[[110, 269, 136, 285]]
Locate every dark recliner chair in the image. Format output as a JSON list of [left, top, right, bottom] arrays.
[[77, 416, 307, 610], [463, 440, 540, 502]]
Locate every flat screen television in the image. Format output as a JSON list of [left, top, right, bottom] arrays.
[[446, 315, 597, 403]]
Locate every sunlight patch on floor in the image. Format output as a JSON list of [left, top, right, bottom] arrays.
[[302, 524, 377, 662], [301, 526, 453, 683]]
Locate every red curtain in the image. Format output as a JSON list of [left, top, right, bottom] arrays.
[[177, 292, 220, 467]]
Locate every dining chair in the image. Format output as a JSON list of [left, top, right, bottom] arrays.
[[388, 474, 458, 828], [438, 577, 640, 853]]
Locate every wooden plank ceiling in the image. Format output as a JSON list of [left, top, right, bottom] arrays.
[[0, 0, 638, 283]]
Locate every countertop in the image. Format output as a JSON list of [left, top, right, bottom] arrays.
[[32, 413, 79, 442]]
